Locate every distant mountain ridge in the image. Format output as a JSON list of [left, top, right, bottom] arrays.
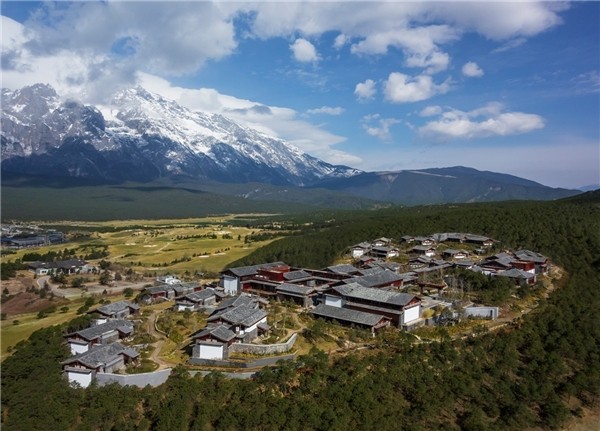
[[1, 84, 359, 186], [1, 84, 580, 207], [308, 166, 579, 205]]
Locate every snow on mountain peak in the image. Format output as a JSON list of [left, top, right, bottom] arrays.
[[1, 83, 360, 185]]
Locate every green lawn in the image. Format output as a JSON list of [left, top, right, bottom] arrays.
[[4, 216, 283, 275], [0, 216, 287, 358]]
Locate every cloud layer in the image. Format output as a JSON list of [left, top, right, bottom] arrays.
[[419, 102, 545, 140]]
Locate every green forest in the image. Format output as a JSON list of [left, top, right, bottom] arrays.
[[2, 191, 599, 430]]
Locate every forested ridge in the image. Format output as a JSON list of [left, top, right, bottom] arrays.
[[2, 191, 599, 430]]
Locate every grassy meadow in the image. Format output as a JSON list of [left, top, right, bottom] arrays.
[[1, 215, 286, 357], [0, 295, 126, 360], [6, 215, 285, 276]]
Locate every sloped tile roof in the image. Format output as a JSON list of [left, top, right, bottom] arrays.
[[276, 283, 316, 296], [194, 324, 236, 342], [283, 270, 312, 281], [326, 264, 358, 275], [208, 305, 267, 327], [311, 304, 386, 327], [92, 300, 139, 316], [332, 282, 417, 306], [61, 342, 137, 368], [67, 319, 134, 341], [223, 262, 286, 277]]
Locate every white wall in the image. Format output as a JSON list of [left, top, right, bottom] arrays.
[[222, 276, 239, 296], [464, 306, 499, 320], [403, 305, 420, 324], [198, 343, 224, 360], [245, 316, 268, 336], [324, 295, 343, 308], [352, 249, 365, 258], [67, 370, 93, 388], [69, 342, 89, 356], [177, 304, 194, 312]]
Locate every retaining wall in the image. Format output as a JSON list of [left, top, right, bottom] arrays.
[[96, 368, 172, 388], [229, 333, 297, 355], [189, 354, 296, 368], [464, 306, 499, 320]]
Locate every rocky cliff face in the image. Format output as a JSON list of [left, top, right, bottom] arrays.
[[1, 84, 359, 185]]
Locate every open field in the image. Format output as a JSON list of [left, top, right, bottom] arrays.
[[0, 216, 287, 358], [1, 294, 125, 360], [3, 215, 285, 275]]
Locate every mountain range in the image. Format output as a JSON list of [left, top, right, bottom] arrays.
[[1, 84, 580, 210]]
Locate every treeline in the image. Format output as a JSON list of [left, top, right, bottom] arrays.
[[0, 261, 27, 280], [21, 245, 109, 263], [1, 191, 599, 430], [230, 193, 600, 271]]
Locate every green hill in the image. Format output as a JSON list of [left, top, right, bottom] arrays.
[[2, 194, 599, 430]]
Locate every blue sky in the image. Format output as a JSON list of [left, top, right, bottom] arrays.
[[1, 1, 598, 189]]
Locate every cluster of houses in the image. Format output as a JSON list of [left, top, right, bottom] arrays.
[[28, 259, 96, 276], [352, 233, 547, 285], [1, 224, 65, 249], [62, 301, 140, 388], [58, 231, 550, 385], [191, 294, 270, 361]]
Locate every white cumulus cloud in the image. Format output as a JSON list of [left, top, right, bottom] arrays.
[[384, 72, 450, 103], [306, 106, 345, 116], [333, 33, 347, 49], [361, 114, 400, 142], [290, 38, 319, 62], [419, 102, 545, 140], [462, 61, 484, 78], [354, 79, 377, 101], [419, 105, 443, 117]]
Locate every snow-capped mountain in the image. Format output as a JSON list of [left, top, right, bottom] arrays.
[[1, 84, 360, 185]]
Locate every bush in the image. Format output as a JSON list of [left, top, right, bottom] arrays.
[[76, 306, 89, 315]]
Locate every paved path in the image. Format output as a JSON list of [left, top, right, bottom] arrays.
[[147, 309, 176, 370]]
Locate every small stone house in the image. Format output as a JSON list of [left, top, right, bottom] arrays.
[[62, 343, 139, 388], [88, 301, 140, 323], [65, 319, 134, 355]]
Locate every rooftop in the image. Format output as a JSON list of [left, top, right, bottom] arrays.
[[223, 262, 286, 277], [332, 283, 417, 307], [311, 304, 387, 327], [67, 319, 134, 341], [276, 283, 316, 296], [194, 324, 236, 342], [91, 300, 139, 316], [208, 305, 267, 327], [62, 343, 138, 368]]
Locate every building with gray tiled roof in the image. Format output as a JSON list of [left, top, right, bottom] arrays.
[[324, 283, 421, 328], [62, 342, 139, 388], [89, 300, 140, 320], [311, 304, 390, 332], [342, 269, 406, 289], [220, 262, 287, 295], [175, 289, 218, 311], [193, 324, 237, 343], [28, 259, 93, 276], [65, 319, 134, 355], [496, 268, 537, 286], [276, 283, 317, 307], [325, 264, 359, 275], [283, 269, 313, 281], [513, 249, 549, 273]]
